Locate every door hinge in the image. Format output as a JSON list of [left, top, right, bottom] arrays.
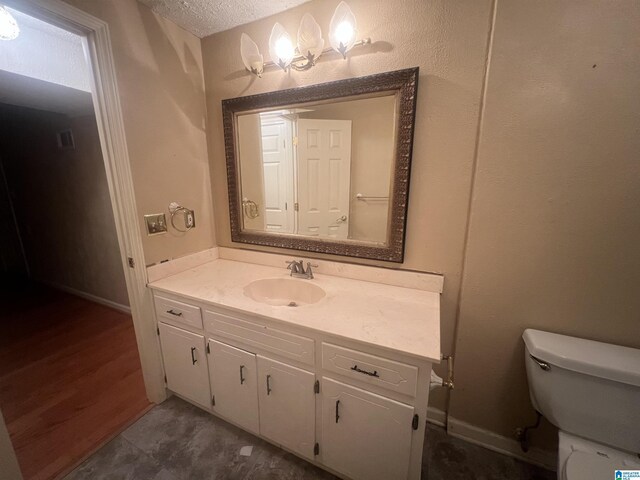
[[412, 414, 419, 430], [206, 343, 210, 354], [127, 257, 135, 268], [163, 374, 167, 384], [314, 442, 319, 455], [314, 380, 319, 394], [294, 202, 299, 211], [293, 136, 299, 146], [212, 395, 216, 407]]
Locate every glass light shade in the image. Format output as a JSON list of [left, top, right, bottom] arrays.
[[329, 1, 357, 58], [297, 13, 324, 62], [240, 33, 263, 76], [0, 6, 19, 41], [269, 22, 295, 71]]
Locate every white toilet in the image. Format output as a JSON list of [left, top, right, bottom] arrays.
[[523, 329, 640, 479]]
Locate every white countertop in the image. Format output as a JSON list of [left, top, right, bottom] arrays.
[[148, 259, 441, 363]]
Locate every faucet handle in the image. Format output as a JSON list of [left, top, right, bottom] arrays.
[[305, 262, 319, 279]]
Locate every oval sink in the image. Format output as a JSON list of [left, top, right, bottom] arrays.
[[244, 278, 326, 307]]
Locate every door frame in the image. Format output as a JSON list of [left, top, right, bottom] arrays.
[[0, 3, 166, 473]]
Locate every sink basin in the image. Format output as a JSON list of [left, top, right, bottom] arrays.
[[244, 278, 326, 307]]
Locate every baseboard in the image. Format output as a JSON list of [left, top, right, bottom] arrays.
[[44, 281, 131, 315], [426, 406, 447, 427], [447, 416, 557, 471]]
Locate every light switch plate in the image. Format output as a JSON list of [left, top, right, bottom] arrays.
[[144, 213, 167, 236]]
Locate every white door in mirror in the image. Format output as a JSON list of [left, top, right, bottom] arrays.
[[297, 118, 352, 238]]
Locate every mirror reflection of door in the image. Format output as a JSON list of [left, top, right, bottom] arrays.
[[236, 94, 395, 245], [260, 112, 295, 234], [297, 119, 352, 238]]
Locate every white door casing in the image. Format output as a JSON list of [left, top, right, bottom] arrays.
[[260, 113, 294, 233], [207, 339, 260, 435], [0, 2, 166, 476], [297, 119, 352, 239]]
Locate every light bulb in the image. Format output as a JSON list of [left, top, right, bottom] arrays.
[[329, 1, 357, 58], [240, 33, 263, 77], [269, 23, 294, 71], [0, 6, 19, 41], [297, 13, 324, 63]]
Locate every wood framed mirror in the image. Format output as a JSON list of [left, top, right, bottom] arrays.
[[222, 67, 418, 263]]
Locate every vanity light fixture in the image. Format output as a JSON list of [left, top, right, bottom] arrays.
[[240, 1, 370, 77], [0, 5, 19, 41]]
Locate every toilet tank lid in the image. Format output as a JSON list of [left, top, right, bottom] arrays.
[[523, 329, 640, 387]]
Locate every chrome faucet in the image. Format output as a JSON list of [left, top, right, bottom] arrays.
[[286, 260, 318, 279]]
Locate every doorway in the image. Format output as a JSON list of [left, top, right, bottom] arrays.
[[0, 4, 155, 479]]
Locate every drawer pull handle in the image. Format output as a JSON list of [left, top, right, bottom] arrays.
[[335, 400, 340, 423], [266, 374, 272, 395], [167, 309, 183, 317], [351, 365, 379, 378], [240, 365, 246, 385], [190, 347, 197, 365]]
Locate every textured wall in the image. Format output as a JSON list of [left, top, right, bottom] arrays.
[[201, 0, 494, 411], [63, 0, 216, 266], [450, 0, 640, 448], [0, 104, 128, 306]]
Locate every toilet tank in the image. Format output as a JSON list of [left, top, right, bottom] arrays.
[[523, 329, 640, 454]]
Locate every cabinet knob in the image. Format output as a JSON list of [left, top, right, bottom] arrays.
[[335, 400, 340, 423], [240, 365, 246, 385], [190, 347, 197, 365], [266, 374, 272, 395]]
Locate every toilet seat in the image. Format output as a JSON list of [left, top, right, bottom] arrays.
[[563, 451, 619, 480]]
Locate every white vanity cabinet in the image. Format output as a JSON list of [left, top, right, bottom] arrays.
[[207, 339, 260, 434], [256, 355, 316, 460], [152, 289, 435, 480], [157, 322, 210, 408], [321, 378, 415, 480]]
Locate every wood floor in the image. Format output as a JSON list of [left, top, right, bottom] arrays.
[[0, 279, 151, 480]]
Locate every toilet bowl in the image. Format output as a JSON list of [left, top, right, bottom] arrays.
[[523, 329, 640, 480], [559, 432, 640, 480]]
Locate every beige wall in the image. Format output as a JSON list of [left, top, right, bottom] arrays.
[[202, 0, 494, 411], [0, 104, 128, 306], [450, 0, 640, 449], [237, 113, 266, 231], [298, 96, 396, 243], [63, 0, 215, 266]]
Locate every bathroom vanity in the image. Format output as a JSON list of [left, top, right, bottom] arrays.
[[148, 254, 441, 480]]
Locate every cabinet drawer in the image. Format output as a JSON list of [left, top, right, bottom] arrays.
[[322, 343, 418, 397], [154, 295, 203, 329], [204, 310, 314, 366]]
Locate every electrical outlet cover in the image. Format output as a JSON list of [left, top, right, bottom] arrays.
[[144, 213, 167, 235]]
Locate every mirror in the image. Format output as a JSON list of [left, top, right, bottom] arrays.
[[223, 68, 418, 262]]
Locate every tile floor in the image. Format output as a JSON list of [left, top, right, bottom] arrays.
[[64, 396, 555, 480]]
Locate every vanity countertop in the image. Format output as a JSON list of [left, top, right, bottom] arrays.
[[148, 259, 441, 363]]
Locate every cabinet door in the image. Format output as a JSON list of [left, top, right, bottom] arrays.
[[207, 339, 259, 434], [158, 322, 210, 408], [257, 356, 316, 459], [321, 377, 414, 480]]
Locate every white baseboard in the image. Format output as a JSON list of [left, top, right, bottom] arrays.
[[45, 281, 131, 315], [447, 416, 557, 471], [426, 406, 447, 427]]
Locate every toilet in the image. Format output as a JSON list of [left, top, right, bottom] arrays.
[[523, 329, 640, 479]]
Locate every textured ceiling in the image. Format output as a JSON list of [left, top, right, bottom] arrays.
[[137, 0, 312, 38]]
